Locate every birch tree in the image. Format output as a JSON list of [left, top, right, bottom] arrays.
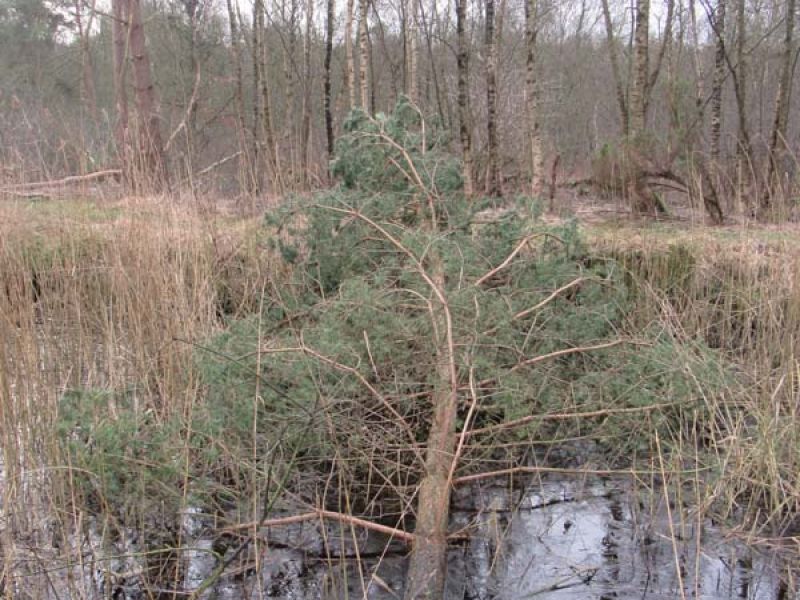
[[763, 0, 796, 210]]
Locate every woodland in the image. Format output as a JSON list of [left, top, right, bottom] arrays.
[[0, 0, 797, 218], [0, 0, 799, 598]]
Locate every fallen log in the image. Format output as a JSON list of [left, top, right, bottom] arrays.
[[0, 169, 122, 191]]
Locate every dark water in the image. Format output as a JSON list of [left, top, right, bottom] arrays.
[[192, 477, 797, 600]]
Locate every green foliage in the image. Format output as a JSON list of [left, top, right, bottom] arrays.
[[57, 389, 183, 517], [196, 101, 735, 489], [332, 97, 462, 196]]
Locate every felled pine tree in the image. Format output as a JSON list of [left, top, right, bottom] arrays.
[[198, 99, 726, 599]]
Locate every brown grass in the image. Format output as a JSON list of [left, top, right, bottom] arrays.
[[0, 195, 277, 596], [590, 222, 800, 540], [0, 195, 798, 596]]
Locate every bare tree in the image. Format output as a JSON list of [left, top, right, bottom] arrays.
[[324, 0, 335, 166], [112, 0, 130, 176], [406, 0, 419, 102], [419, 0, 449, 127], [254, 0, 279, 191], [630, 0, 650, 136], [74, 0, 98, 124], [601, 0, 628, 135], [485, 0, 500, 196], [734, 0, 752, 170], [525, 0, 544, 196], [710, 0, 726, 164], [358, 0, 370, 110], [456, 0, 473, 196], [126, 0, 167, 188], [345, 0, 356, 109], [301, 0, 313, 186], [763, 0, 796, 210], [225, 0, 254, 192]]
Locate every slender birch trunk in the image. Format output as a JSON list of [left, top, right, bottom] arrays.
[[630, 0, 649, 136], [345, 0, 356, 110], [710, 0, 726, 164], [111, 0, 130, 177], [301, 0, 313, 186], [525, 0, 544, 196], [456, 0, 473, 196], [600, 0, 629, 135], [406, 0, 419, 103], [226, 0, 255, 193], [763, 0, 796, 209], [734, 0, 752, 164], [358, 0, 370, 111], [485, 0, 500, 196]]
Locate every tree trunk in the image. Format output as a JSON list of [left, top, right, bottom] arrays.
[[374, 9, 401, 104], [630, 0, 649, 136], [628, 0, 663, 215], [251, 0, 263, 191], [283, 0, 299, 184], [600, 0, 629, 135], [734, 0, 752, 166], [646, 0, 673, 115], [406, 0, 419, 103], [126, 0, 167, 189], [75, 0, 99, 125], [420, 0, 448, 128], [763, 0, 796, 210], [525, 0, 544, 196], [111, 0, 130, 177], [345, 0, 356, 110], [485, 0, 500, 196], [710, 0, 726, 164], [226, 0, 255, 193], [732, 0, 753, 209], [255, 0, 279, 191], [403, 259, 459, 600], [456, 0, 473, 196], [301, 0, 313, 187], [358, 0, 370, 111], [324, 0, 335, 167]]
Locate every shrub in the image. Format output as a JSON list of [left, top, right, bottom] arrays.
[[194, 102, 734, 505]]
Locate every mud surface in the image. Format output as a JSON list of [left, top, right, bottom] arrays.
[[189, 477, 797, 599], [4, 475, 796, 598]]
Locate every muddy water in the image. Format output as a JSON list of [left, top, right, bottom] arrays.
[[191, 477, 796, 600]]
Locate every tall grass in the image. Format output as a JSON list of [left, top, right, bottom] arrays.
[[0, 197, 798, 596], [591, 224, 800, 539], [0, 196, 276, 596]]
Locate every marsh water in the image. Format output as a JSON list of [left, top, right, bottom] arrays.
[[169, 476, 796, 600]]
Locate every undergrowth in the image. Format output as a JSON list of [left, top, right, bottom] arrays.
[[0, 106, 797, 597]]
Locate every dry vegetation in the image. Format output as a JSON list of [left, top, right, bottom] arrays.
[[0, 195, 281, 595], [0, 190, 797, 597]]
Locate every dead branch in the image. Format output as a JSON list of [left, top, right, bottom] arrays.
[[193, 151, 243, 179], [507, 339, 626, 375], [164, 60, 202, 153], [223, 509, 415, 543], [465, 400, 688, 437], [258, 341, 420, 459], [475, 233, 539, 286], [514, 277, 587, 320], [453, 464, 710, 485], [0, 169, 122, 190]]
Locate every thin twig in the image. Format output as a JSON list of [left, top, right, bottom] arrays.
[[223, 509, 415, 543], [475, 234, 539, 287], [465, 400, 689, 437]]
